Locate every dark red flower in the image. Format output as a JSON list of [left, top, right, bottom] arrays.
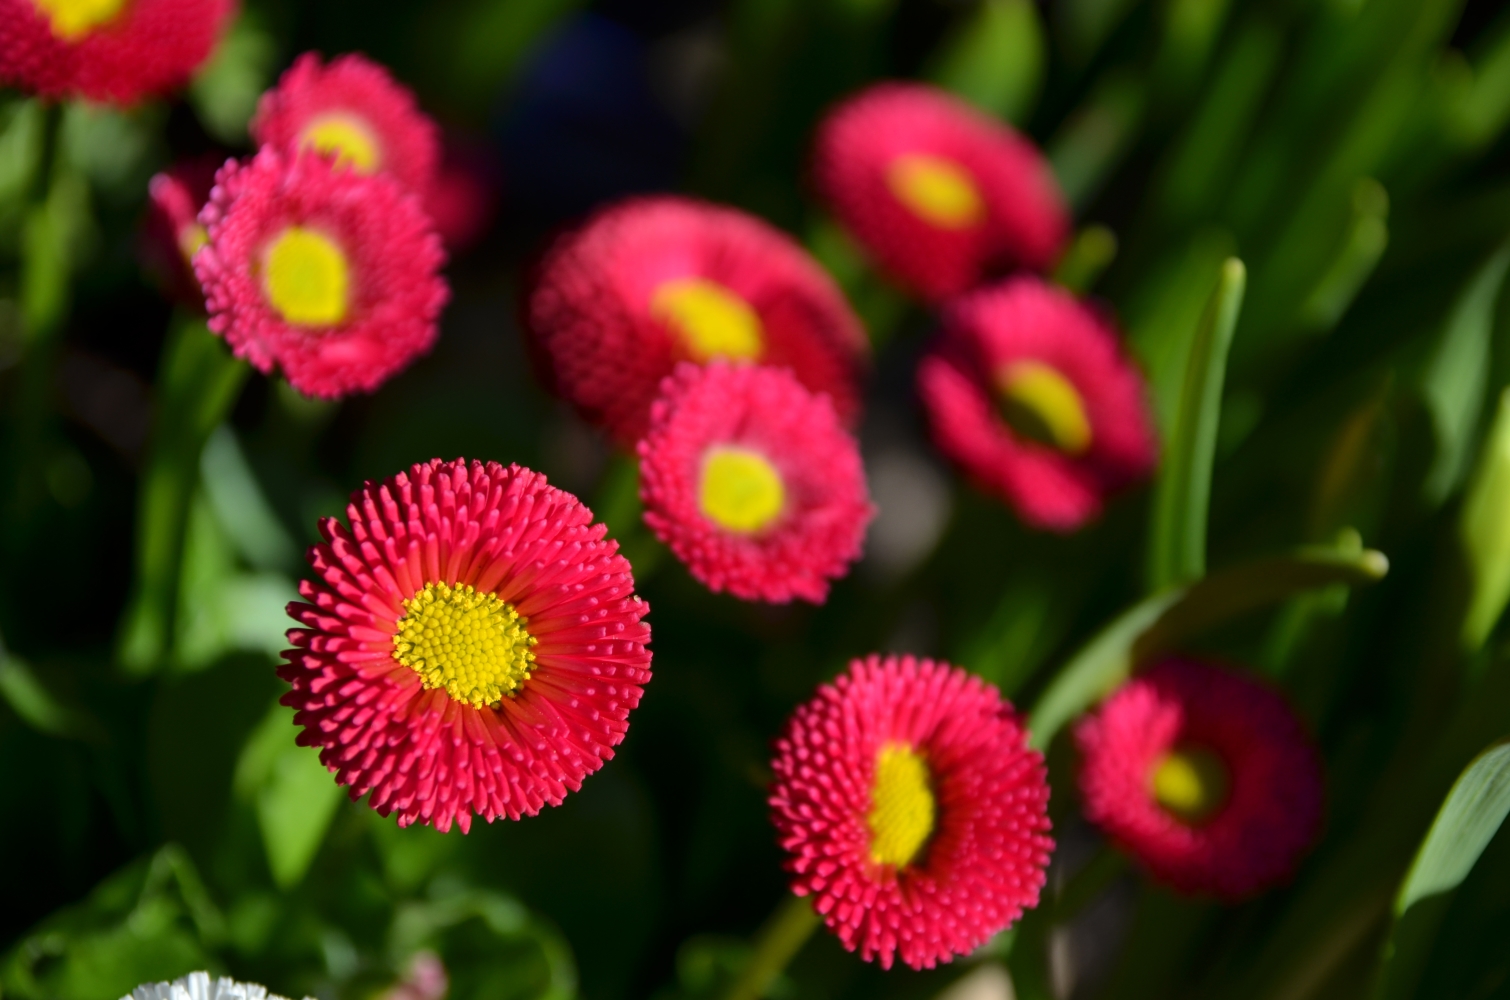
[[193, 147, 448, 399], [638, 362, 873, 604], [250, 52, 440, 197], [813, 83, 1069, 300], [1074, 659, 1325, 899], [142, 157, 218, 306], [918, 276, 1156, 531], [282, 458, 653, 832], [770, 654, 1053, 970], [527, 196, 868, 447], [0, 0, 234, 104]]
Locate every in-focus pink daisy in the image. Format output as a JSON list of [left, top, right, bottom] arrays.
[[143, 157, 218, 306], [918, 276, 1156, 531], [194, 147, 448, 399], [0, 0, 234, 104], [638, 362, 873, 604], [282, 458, 652, 832], [527, 196, 868, 448], [1074, 658, 1325, 899], [770, 654, 1053, 970], [813, 82, 1069, 301], [250, 52, 440, 197]]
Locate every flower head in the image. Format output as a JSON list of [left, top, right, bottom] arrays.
[[282, 458, 652, 832], [143, 157, 217, 306], [770, 654, 1053, 970], [0, 0, 234, 104], [250, 52, 440, 197], [123, 971, 305, 1000], [918, 276, 1156, 531], [638, 362, 873, 604], [193, 146, 448, 399], [1074, 658, 1325, 899], [527, 196, 868, 447], [813, 83, 1069, 300]]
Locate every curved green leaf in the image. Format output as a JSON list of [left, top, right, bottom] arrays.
[[926, 0, 1045, 125], [1147, 257, 1246, 592], [1376, 739, 1510, 1000], [1029, 543, 1388, 748]]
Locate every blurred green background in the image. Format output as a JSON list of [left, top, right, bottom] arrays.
[[5, 0, 1510, 998]]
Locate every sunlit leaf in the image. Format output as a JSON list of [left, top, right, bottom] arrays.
[[235, 704, 344, 889], [1029, 542, 1387, 748], [1376, 739, 1510, 1000], [1422, 241, 1510, 504], [1147, 257, 1245, 592], [926, 0, 1045, 125]]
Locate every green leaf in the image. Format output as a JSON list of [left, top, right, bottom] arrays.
[[926, 0, 1045, 125], [1047, 70, 1146, 211], [1296, 178, 1390, 334], [189, 11, 276, 144], [235, 703, 344, 889], [1147, 257, 1246, 592], [1029, 543, 1388, 748], [1051, 225, 1118, 295], [1422, 242, 1510, 504], [0, 641, 99, 742], [1460, 389, 1510, 649], [1376, 739, 1510, 1000]]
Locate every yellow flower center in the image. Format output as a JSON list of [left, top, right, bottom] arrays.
[[262, 226, 351, 328], [299, 114, 382, 174], [867, 742, 936, 869], [885, 153, 985, 230], [1151, 746, 1230, 825], [651, 277, 764, 361], [698, 446, 785, 534], [31, 0, 128, 41], [997, 360, 1093, 455], [392, 582, 538, 709]]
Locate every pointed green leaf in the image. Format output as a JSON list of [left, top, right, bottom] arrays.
[[1030, 543, 1387, 748], [1147, 257, 1246, 592], [1376, 739, 1510, 1000], [1422, 242, 1510, 504]]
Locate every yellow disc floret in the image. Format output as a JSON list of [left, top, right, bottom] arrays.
[[699, 446, 785, 534], [300, 114, 382, 174], [32, 0, 128, 41], [868, 742, 936, 869], [651, 277, 764, 361], [262, 226, 352, 328], [886, 153, 985, 230], [392, 582, 538, 709], [997, 360, 1093, 455], [1151, 746, 1230, 825]]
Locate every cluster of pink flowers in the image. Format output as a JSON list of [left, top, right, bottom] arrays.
[[23, 19, 1332, 979], [175, 53, 451, 399]]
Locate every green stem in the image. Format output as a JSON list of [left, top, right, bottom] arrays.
[[117, 313, 248, 675], [724, 893, 821, 1000]]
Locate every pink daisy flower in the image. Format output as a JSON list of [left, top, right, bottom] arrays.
[[770, 654, 1053, 970], [1074, 658, 1325, 899], [918, 276, 1157, 531], [193, 146, 448, 399], [638, 362, 873, 604], [526, 196, 868, 448], [0, 0, 234, 104], [813, 82, 1069, 301], [250, 52, 440, 197], [281, 458, 653, 833], [142, 157, 217, 306]]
